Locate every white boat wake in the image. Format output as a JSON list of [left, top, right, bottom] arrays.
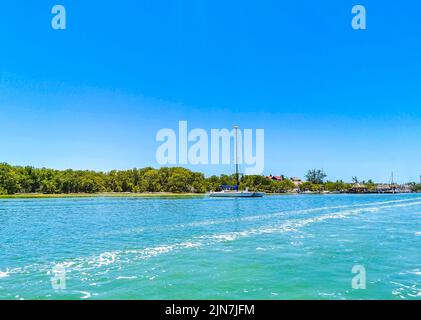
[[3, 197, 421, 279]]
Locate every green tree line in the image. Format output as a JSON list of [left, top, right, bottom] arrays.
[[1, 163, 420, 195], [0, 163, 295, 195], [300, 169, 421, 193]]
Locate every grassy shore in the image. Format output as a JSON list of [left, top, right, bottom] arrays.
[[0, 192, 207, 199]]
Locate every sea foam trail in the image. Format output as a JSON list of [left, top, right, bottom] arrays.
[[0, 271, 10, 278], [103, 196, 421, 237], [85, 199, 421, 266], [4, 198, 420, 278]]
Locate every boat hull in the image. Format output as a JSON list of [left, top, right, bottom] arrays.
[[209, 191, 265, 198]]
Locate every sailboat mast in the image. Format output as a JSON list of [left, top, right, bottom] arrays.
[[391, 172, 395, 194], [234, 125, 239, 188]]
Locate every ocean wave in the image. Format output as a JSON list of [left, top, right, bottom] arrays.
[[79, 291, 92, 299], [101, 196, 421, 237], [0, 270, 10, 278], [3, 198, 421, 279], [52, 201, 421, 271], [391, 281, 421, 299], [116, 276, 138, 280]]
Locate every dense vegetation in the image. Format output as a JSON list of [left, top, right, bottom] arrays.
[[408, 183, 421, 192], [305, 169, 327, 184], [298, 180, 378, 192], [1, 163, 420, 195], [0, 163, 295, 195]]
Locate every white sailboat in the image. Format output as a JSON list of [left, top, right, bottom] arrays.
[[209, 125, 265, 198], [209, 187, 265, 198]]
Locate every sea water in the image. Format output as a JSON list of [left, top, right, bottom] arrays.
[[0, 194, 420, 299]]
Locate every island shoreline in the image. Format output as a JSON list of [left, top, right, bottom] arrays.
[[0, 192, 207, 199], [1, 192, 419, 199]]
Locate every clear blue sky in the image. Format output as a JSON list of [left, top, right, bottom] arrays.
[[1, 1, 421, 183]]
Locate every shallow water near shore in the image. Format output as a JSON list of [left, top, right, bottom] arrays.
[[1, 194, 420, 300]]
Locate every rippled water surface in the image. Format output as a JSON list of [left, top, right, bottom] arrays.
[[1, 194, 421, 299]]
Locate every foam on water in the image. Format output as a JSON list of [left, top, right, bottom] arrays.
[[116, 276, 138, 280], [2, 195, 421, 300], [0, 271, 10, 278], [101, 196, 421, 237], [5, 197, 418, 278]]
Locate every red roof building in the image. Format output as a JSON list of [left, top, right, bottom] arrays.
[[267, 175, 284, 181]]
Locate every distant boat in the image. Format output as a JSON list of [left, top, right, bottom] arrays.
[[209, 125, 265, 198], [210, 185, 265, 198], [209, 189, 265, 198]]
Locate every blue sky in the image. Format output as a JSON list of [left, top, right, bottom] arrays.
[[1, 0, 421, 182]]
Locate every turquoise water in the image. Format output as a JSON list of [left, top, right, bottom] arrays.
[[0, 194, 420, 300]]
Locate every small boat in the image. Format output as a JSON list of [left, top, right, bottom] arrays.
[[210, 187, 265, 198], [209, 125, 265, 198]]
